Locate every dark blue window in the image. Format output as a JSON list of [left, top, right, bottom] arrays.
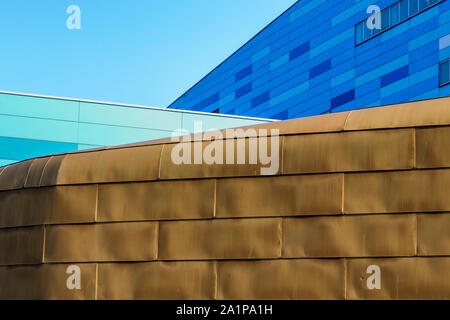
[[380, 65, 409, 87], [409, 0, 419, 15], [381, 8, 390, 30], [235, 82, 252, 99], [273, 109, 288, 120], [419, 0, 429, 10], [289, 41, 310, 61], [331, 89, 355, 109], [309, 59, 332, 79], [361, 21, 374, 41], [355, 0, 443, 45], [235, 65, 252, 82], [192, 92, 220, 111], [440, 59, 450, 86], [391, 3, 400, 25], [356, 22, 364, 44], [400, 0, 409, 20], [251, 91, 270, 107]]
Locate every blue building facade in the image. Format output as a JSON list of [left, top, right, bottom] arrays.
[[0, 91, 271, 166], [169, 0, 450, 119]]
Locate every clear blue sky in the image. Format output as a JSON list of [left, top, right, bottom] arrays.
[[0, 0, 297, 107]]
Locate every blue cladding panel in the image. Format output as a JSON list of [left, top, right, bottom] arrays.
[[235, 82, 253, 98], [169, 0, 448, 120], [270, 54, 289, 70], [289, 41, 310, 60], [380, 65, 410, 87], [309, 59, 332, 79], [252, 91, 271, 107], [235, 65, 253, 82], [273, 109, 289, 120], [193, 92, 220, 111], [331, 89, 356, 109], [252, 46, 270, 63]]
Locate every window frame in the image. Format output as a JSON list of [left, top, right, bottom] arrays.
[[355, 0, 445, 46], [439, 58, 450, 87]]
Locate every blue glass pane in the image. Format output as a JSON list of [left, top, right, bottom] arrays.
[[391, 4, 400, 25], [419, 0, 429, 10], [373, 26, 381, 35], [381, 8, 390, 30], [372, 11, 381, 34], [440, 60, 450, 86], [409, 0, 419, 15], [400, 0, 409, 20], [79, 102, 182, 131], [356, 22, 364, 44], [0, 93, 79, 121], [0, 136, 77, 160], [363, 21, 373, 40]]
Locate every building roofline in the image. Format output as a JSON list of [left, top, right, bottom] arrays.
[[168, 0, 301, 108], [0, 90, 276, 122]]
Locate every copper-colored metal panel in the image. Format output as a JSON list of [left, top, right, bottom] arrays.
[[416, 126, 450, 168], [0, 226, 43, 265], [24, 157, 51, 188], [67, 147, 106, 154], [57, 145, 162, 185], [0, 97, 448, 300], [217, 259, 345, 299], [45, 222, 158, 263], [418, 213, 450, 256], [0, 185, 97, 228], [0, 263, 96, 299], [283, 129, 414, 174], [283, 214, 416, 258], [39, 155, 65, 187], [159, 218, 281, 260], [98, 261, 215, 299], [347, 257, 450, 299], [0, 160, 32, 191], [344, 169, 450, 214], [216, 174, 343, 218], [345, 97, 450, 131], [98, 179, 215, 222], [160, 136, 282, 179]]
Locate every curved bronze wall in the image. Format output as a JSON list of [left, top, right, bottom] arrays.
[[1, 97, 450, 299]]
